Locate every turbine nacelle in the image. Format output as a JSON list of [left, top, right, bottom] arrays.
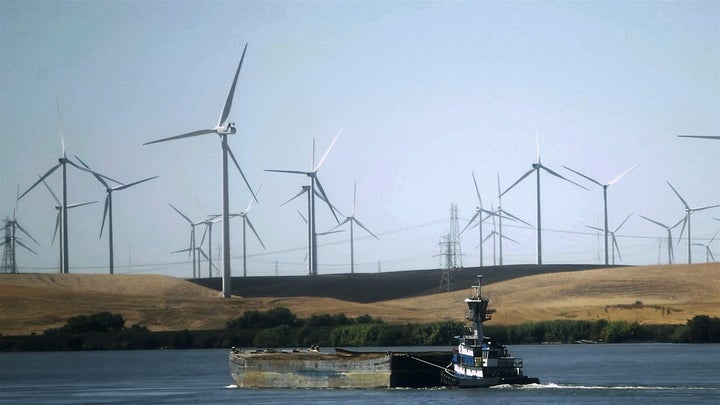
[[215, 123, 236, 135]]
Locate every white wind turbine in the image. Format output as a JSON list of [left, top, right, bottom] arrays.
[[39, 178, 96, 272], [563, 163, 641, 265], [481, 203, 519, 266], [461, 172, 500, 267], [494, 173, 531, 266], [145, 44, 256, 298], [501, 135, 587, 265], [266, 131, 343, 276], [667, 181, 720, 264], [586, 212, 633, 265], [75, 156, 157, 275], [197, 216, 223, 278], [169, 203, 204, 278], [692, 229, 719, 263], [19, 100, 117, 273], [639, 215, 684, 265], [329, 182, 378, 275]]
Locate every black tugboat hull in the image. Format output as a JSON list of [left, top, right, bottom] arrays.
[[441, 369, 540, 388]]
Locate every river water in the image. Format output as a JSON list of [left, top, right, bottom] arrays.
[[1, 344, 718, 404]]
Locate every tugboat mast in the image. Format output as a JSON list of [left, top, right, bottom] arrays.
[[465, 275, 492, 342]]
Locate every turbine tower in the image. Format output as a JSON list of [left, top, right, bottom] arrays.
[[667, 181, 720, 264], [328, 182, 378, 274], [76, 156, 157, 275], [501, 135, 587, 265], [639, 215, 684, 265], [266, 132, 342, 276], [145, 44, 257, 298], [563, 163, 641, 265]]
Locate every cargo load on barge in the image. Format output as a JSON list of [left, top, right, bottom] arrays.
[[228, 275, 538, 389]]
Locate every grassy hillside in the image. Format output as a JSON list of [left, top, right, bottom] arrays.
[[1, 263, 718, 336]]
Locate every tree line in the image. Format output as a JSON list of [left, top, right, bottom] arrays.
[[1, 309, 719, 351]]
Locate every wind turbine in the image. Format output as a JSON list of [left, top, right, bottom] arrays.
[[197, 216, 223, 278], [18, 100, 117, 273], [329, 182, 378, 275], [563, 163, 641, 265], [692, 229, 719, 263], [144, 44, 256, 298], [480, 203, 519, 266], [75, 156, 157, 275], [169, 203, 204, 278], [461, 172, 500, 267], [38, 178, 96, 272], [500, 135, 587, 265], [667, 181, 720, 264], [494, 173, 531, 266], [266, 131, 343, 276], [586, 212, 633, 265], [639, 215, 684, 264]]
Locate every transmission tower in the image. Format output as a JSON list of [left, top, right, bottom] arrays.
[[437, 203, 464, 292], [1, 219, 17, 274]]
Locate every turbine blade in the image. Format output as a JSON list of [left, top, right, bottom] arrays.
[[500, 233, 519, 244], [353, 218, 379, 239], [317, 229, 345, 236], [20, 164, 61, 200], [499, 209, 532, 226], [315, 129, 342, 171], [73, 155, 111, 188], [562, 165, 602, 187], [329, 218, 352, 232], [709, 228, 720, 245], [56, 97, 66, 156], [692, 203, 720, 213], [296, 210, 308, 224], [461, 212, 480, 234], [265, 169, 308, 175], [352, 182, 357, 216], [39, 176, 61, 205], [496, 173, 501, 199], [607, 162, 642, 186], [314, 177, 340, 223], [15, 239, 38, 255], [66, 201, 97, 209], [471, 172, 483, 207], [14, 222, 39, 245], [281, 188, 308, 207], [199, 224, 208, 246], [114, 176, 158, 191], [639, 215, 668, 229], [586, 225, 604, 232], [66, 159, 122, 184], [677, 135, 720, 140], [226, 144, 257, 202], [100, 194, 110, 238], [245, 217, 266, 249], [246, 183, 263, 213], [500, 168, 535, 197], [613, 235, 623, 263], [143, 129, 216, 146], [217, 43, 248, 127], [615, 212, 633, 232], [169, 203, 193, 224], [540, 164, 589, 190], [170, 247, 191, 254], [666, 181, 690, 209], [52, 212, 60, 246], [676, 216, 687, 245]]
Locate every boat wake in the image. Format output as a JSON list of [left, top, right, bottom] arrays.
[[224, 384, 238, 389], [496, 382, 718, 391]]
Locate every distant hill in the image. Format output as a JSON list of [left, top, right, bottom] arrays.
[[1, 264, 718, 336], [191, 264, 610, 303]]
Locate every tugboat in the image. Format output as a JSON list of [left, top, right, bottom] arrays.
[[441, 275, 539, 388]]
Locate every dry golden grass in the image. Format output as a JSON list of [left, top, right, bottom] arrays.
[[1, 263, 718, 336]]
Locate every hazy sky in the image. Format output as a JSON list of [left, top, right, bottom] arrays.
[[1, 0, 718, 277]]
